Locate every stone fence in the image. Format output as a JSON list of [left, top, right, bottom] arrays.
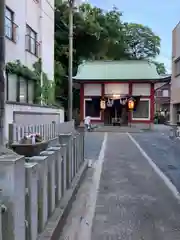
[[0, 121, 87, 240], [8, 121, 75, 145]]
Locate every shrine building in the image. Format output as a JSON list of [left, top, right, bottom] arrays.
[[73, 60, 168, 127]]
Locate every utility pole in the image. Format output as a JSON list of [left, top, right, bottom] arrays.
[[68, 0, 74, 121], [0, 0, 5, 146]]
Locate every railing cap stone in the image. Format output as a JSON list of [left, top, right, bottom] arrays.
[[40, 151, 55, 155]]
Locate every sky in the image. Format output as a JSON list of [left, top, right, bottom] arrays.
[[88, 0, 180, 73]]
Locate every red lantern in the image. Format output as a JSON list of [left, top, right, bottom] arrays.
[[128, 99, 134, 110]]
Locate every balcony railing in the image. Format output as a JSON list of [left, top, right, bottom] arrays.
[[25, 34, 40, 57], [5, 17, 18, 42]]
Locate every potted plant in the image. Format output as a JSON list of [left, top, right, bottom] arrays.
[[11, 133, 48, 157]]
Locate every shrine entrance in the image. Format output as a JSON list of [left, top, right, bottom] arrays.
[[103, 95, 128, 126]]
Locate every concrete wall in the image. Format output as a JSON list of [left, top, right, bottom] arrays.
[[5, 0, 54, 80], [4, 102, 64, 143], [171, 22, 180, 104]]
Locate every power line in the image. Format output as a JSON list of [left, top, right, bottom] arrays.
[[38, 0, 68, 32]]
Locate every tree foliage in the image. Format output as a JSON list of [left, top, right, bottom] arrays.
[[54, 2, 166, 109], [152, 61, 166, 75], [124, 23, 161, 59]]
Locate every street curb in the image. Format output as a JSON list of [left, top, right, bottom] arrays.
[[38, 159, 88, 240]]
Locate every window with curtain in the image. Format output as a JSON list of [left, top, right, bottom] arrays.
[[162, 90, 169, 97], [19, 78, 27, 102], [7, 74, 17, 101], [132, 99, 150, 119], [28, 82, 34, 103]]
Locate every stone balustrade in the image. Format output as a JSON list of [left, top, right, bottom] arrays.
[[0, 126, 86, 240]]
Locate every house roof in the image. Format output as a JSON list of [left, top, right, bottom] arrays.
[[73, 60, 163, 81]]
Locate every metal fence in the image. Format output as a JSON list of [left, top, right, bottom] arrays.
[[8, 121, 75, 144]]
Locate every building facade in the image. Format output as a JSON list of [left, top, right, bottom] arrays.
[[154, 76, 171, 112], [3, 0, 60, 144], [74, 60, 166, 128], [5, 0, 54, 103], [171, 22, 180, 124]]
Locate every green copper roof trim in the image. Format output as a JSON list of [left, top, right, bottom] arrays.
[[73, 60, 163, 81]]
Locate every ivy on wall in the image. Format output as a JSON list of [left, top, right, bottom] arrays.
[[6, 59, 56, 106], [6, 60, 38, 81], [33, 59, 55, 105]]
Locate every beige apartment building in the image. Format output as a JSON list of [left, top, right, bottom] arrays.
[[171, 22, 180, 124]]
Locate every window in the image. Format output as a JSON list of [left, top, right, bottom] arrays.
[[162, 90, 169, 97], [28, 82, 34, 103], [84, 98, 101, 119], [26, 25, 39, 56], [175, 59, 180, 77], [156, 90, 162, 97], [7, 74, 17, 101], [6, 72, 35, 104], [19, 78, 27, 102], [132, 99, 150, 120], [5, 7, 17, 42]]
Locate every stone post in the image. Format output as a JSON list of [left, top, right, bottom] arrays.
[[60, 144, 67, 196], [76, 132, 80, 171], [25, 162, 38, 240], [27, 156, 48, 232], [73, 133, 79, 175], [47, 146, 62, 204], [0, 155, 25, 240], [59, 133, 73, 188], [40, 151, 56, 217], [72, 135, 76, 179], [77, 127, 85, 166]]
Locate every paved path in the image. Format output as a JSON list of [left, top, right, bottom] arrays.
[[84, 132, 104, 160], [59, 133, 105, 240], [92, 133, 180, 239]]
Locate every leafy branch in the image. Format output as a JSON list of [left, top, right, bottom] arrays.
[[6, 60, 38, 81]]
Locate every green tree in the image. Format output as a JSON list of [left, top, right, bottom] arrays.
[[124, 23, 161, 59], [54, 3, 164, 111], [55, 3, 128, 69], [152, 61, 167, 75], [54, 3, 128, 109]]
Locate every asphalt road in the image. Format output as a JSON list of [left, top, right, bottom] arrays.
[[92, 133, 180, 239], [132, 131, 180, 193]]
